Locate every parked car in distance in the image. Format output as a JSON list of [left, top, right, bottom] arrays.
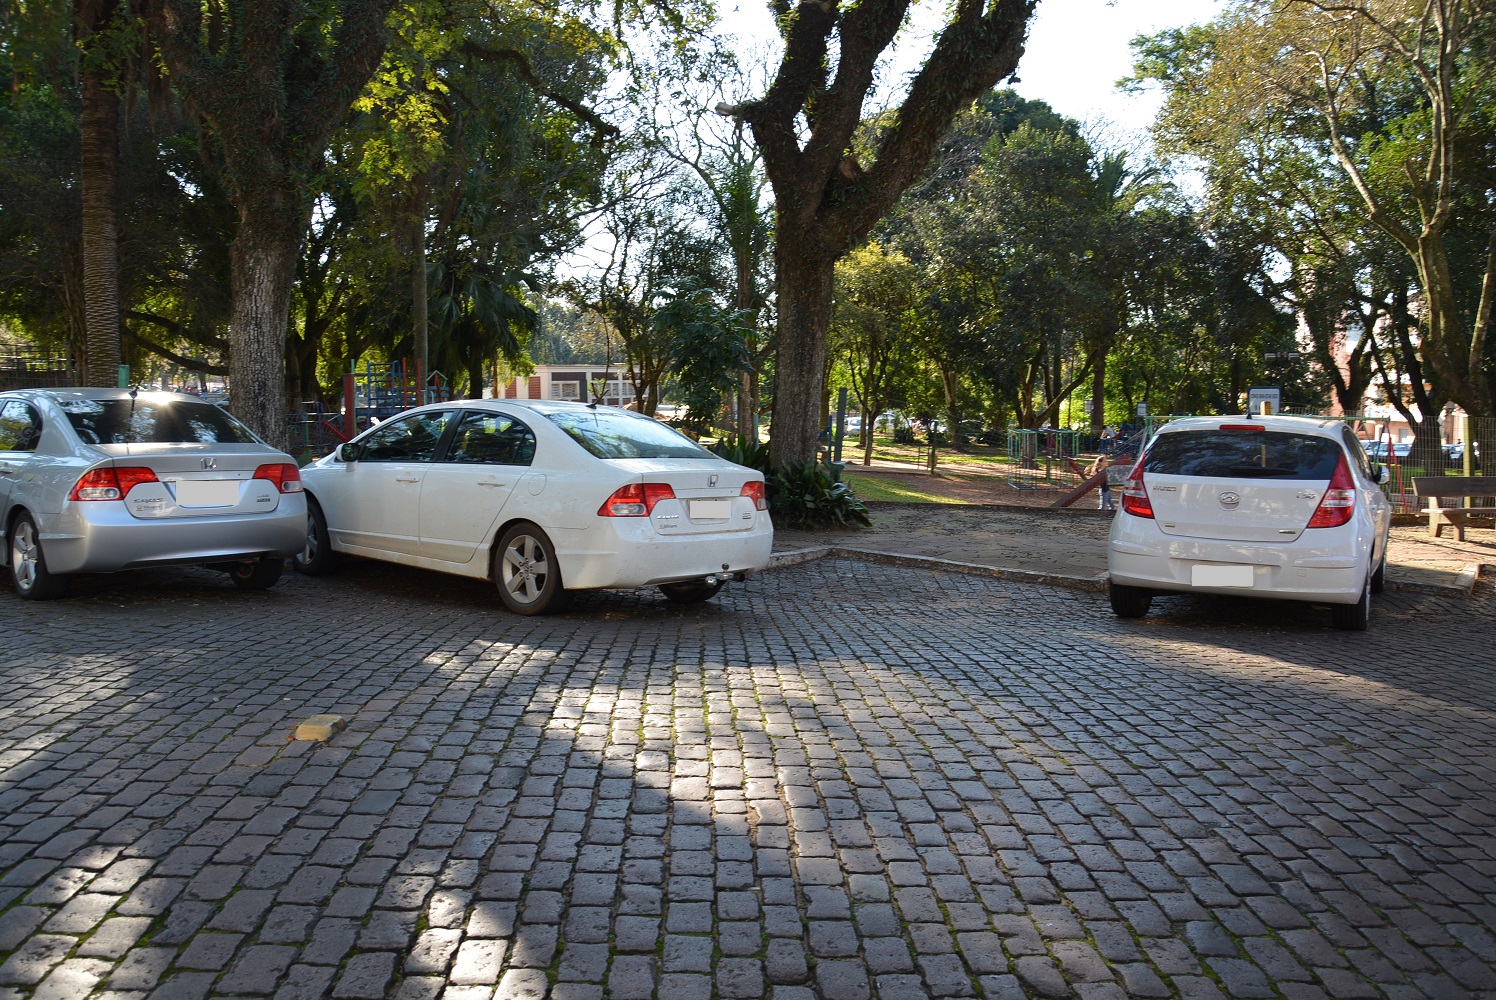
[[0, 388, 306, 599], [295, 399, 773, 614], [1444, 442, 1480, 463], [1363, 440, 1411, 461], [1108, 414, 1392, 631]]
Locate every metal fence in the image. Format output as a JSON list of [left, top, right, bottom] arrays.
[[0, 344, 72, 391]]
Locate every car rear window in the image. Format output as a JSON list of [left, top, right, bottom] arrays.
[[547, 408, 712, 460], [59, 398, 260, 445], [1143, 429, 1342, 479]]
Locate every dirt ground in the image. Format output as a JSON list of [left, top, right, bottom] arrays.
[[774, 460, 1496, 584]]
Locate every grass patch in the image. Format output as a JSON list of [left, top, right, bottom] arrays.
[[842, 471, 973, 504], [859, 436, 1025, 469]]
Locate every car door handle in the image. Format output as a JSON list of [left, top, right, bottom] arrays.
[[395, 474, 421, 483], [477, 480, 507, 488]]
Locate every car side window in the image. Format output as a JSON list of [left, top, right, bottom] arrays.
[[1342, 428, 1374, 479], [444, 411, 536, 466], [0, 401, 41, 452], [357, 411, 452, 462]]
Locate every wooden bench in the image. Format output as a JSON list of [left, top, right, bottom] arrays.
[[1412, 476, 1496, 541]]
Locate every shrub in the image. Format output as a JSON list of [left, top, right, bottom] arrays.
[[709, 435, 770, 472], [768, 459, 872, 529]]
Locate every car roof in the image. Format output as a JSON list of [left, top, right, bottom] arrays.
[[1154, 414, 1346, 438], [400, 398, 652, 419], [9, 387, 213, 405]]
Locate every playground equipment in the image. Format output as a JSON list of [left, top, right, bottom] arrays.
[[293, 361, 452, 457], [1005, 427, 1082, 491]]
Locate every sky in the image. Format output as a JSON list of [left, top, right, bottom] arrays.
[[1009, 0, 1224, 138], [717, 0, 1226, 141]]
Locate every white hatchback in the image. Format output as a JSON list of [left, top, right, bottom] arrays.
[[1107, 414, 1392, 630], [295, 399, 773, 614]]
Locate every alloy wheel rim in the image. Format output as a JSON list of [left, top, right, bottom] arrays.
[[503, 536, 546, 604], [12, 523, 37, 591]]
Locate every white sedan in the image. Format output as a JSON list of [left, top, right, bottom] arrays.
[[1107, 414, 1392, 630], [295, 399, 773, 614]]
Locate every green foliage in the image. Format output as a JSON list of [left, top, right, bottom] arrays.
[[708, 434, 769, 471], [653, 285, 750, 434], [768, 459, 872, 530]]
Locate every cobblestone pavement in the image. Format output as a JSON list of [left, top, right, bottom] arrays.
[[0, 558, 1493, 1000]]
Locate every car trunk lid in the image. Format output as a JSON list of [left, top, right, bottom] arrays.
[[89, 444, 293, 519]]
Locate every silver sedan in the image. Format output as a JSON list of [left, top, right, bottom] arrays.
[[1, 388, 307, 599]]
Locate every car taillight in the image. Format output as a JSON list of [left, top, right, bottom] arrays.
[[1120, 458, 1153, 518], [254, 463, 304, 493], [69, 466, 159, 501], [598, 482, 675, 516], [740, 481, 767, 511], [1306, 455, 1356, 528]]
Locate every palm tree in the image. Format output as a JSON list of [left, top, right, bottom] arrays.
[[77, 0, 122, 385]]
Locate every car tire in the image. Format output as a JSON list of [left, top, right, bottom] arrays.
[[1369, 554, 1386, 595], [294, 498, 337, 576], [228, 556, 284, 591], [9, 513, 67, 601], [659, 579, 725, 604], [1108, 581, 1152, 619], [495, 523, 569, 615], [1332, 574, 1371, 632]]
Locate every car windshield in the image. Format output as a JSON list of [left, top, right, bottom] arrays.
[[58, 398, 260, 445], [1144, 429, 1342, 479], [547, 408, 712, 460]]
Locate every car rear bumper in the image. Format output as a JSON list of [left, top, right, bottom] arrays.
[[1107, 532, 1369, 604], [37, 496, 307, 574], [552, 516, 774, 589]]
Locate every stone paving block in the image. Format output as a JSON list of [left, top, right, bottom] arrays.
[[330, 951, 396, 999], [76, 916, 151, 959], [218, 944, 297, 994]]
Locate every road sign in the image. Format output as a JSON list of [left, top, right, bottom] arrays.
[[1247, 386, 1281, 415]]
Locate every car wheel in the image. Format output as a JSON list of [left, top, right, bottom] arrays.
[[1369, 554, 1386, 595], [659, 579, 725, 604], [495, 523, 568, 615], [1108, 581, 1152, 619], [9, 514, 67, 601], [1332, 574, 1371, 632], [228, 556, 284, 591], [294, 498, 337, 576]]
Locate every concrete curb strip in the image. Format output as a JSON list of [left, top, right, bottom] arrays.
[[769, 546, 1481, 596]]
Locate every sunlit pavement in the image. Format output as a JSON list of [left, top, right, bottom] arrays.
[[0, 558, 1492, 999]]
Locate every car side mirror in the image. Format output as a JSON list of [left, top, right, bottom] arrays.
[[1372, 463, 1390, 485], [337, 442, 363, 463]]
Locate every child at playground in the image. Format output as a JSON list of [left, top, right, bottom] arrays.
[[1089, 454, 1116, 510]]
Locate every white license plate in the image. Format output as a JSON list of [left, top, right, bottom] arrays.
[[688, 499, 733, 520], [176, 479, 240, 507], [1192, 563, 1254, 588]]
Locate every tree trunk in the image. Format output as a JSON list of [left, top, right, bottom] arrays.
[[412, 178, 429, 400], [467, 357, 484, 400], [78, 2, 121, 386], [228, 204, 301, 451], [771, 241, 836, 465], [1090, 351, 1107, 435]]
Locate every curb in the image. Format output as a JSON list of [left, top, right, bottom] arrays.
[[770, 547, 1484, 597], [1387, 561, 1485, 596], [768, 546, 1108, 592]]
